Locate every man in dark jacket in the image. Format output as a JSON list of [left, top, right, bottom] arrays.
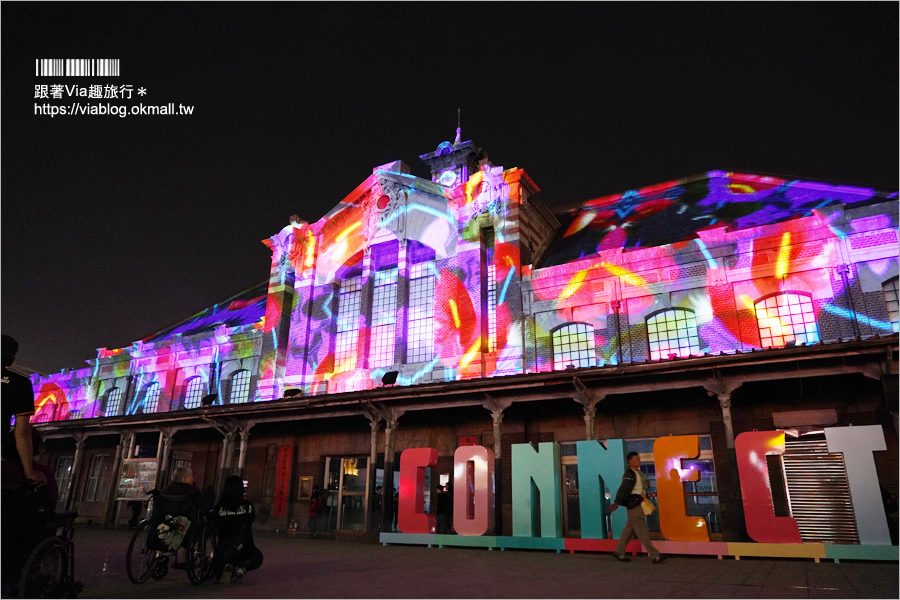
[[610, 452, 662, 563]]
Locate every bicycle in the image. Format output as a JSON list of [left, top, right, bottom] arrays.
[[125, 491, 216, 586]]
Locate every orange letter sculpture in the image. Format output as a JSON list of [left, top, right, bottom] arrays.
[[398, 447, 438, 534], [735, 430, 801, 543], [654, 435, 709, 542], [453, 445, 495, 536]]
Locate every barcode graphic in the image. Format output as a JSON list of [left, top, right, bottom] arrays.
[[35, 59, 120, 77]]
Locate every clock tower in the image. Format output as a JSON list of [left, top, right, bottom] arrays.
[[419, 120, 489, 188]]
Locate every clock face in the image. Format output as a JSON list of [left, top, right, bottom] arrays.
[[438, 169, 458, 186]]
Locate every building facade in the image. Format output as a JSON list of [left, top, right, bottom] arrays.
[[27, 134, 898, 547]]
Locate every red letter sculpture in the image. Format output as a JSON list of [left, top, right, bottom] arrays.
[[397, 448, 438, 534], [735, 430, 801, 543]]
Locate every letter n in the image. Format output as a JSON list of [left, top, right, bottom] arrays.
[[576, 439, 627, 539], [511, 442, 562, 538]]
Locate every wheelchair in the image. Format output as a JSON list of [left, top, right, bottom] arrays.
[[125, 490, 216, 586], [1, 483, 83, 599]]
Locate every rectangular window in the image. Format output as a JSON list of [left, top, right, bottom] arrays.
[[83, 454, 109, 502], [484, 228, 497, 352], [55, 456, 75, 508], [370, 267, 398, 368], [335, 276, 363, 373], [408, 261, 435, 363]]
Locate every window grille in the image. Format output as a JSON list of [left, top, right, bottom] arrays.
[[370, 267, 398, 368], [335, 276, 363, 373], [105, 388, 122, 417], [552, 323, 595, 370], [755, 293, 819, 348], [408, 261, 435, 363], [83, 454, 108, 502], [183, 377, 206, 409], [230, 370, 251, 404], [647, 309, 699, 360], [55, 456, 74, 508], [142, 382, 160, 414]]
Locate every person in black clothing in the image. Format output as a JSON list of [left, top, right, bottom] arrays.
[[435, 485, 452, 534], [1, 335, 46, 487], [210, 475, 263, 584]]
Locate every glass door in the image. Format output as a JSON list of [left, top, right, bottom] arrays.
[[324, 456, 369, 532]]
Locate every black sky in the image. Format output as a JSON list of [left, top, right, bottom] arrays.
[[2, 2, 897, 375]]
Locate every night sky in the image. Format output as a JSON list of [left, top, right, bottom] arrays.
[[2, 3, 897, 375]]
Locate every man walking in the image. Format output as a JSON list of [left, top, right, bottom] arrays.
[[610, 451, 663, 563]]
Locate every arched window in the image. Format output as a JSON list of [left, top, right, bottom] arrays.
[[230, 370, 251, 404], [646, 308, 699, 360], [32, 413, 51, 423], [105, 388, 122, 417], [183, 377, 206, 410], [407, 241, 436, 364], [755, 292, 819, 348], [141, 382, 161, 414], [335, 276, 363, 373], [883, 277, 899, 333], [552, 323, 595, 370]]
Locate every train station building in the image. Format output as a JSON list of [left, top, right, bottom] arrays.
[[27, 131, 899, 547]]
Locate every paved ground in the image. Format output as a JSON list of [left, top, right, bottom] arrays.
[[60, 527, 899, 598]]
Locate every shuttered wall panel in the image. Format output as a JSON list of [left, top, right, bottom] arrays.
[[783, 439, 859, 544]]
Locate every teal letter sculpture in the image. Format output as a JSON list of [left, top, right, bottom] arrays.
[[576, 438, 627, 539], [511, 442, 562, 537]]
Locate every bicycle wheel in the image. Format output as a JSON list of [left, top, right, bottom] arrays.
[[186, 524, 216, 586], [125, 521, 157, 584], [18, 537, 67, 599]]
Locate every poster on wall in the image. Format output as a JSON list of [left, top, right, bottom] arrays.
[[115, 458, 158, 500], [273, 446, 293, 517]]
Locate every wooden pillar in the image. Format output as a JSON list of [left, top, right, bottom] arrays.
[[718, 394, 735, 449], [237, 428, 251, 474], [364, 413, 382, 533], [483, 394, 512, 535], [155, 429, 175, 489], [572, 377, 606, 441], [64, 435, 87, 512], [381, 415, 398, 531], [104, 431, 131, 529]]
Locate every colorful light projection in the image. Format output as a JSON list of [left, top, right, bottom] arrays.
[[29, 164, 895, 416], [396, 428, 892, 546], [142, 281, 268, 343], [549, 172, 880, 265]]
